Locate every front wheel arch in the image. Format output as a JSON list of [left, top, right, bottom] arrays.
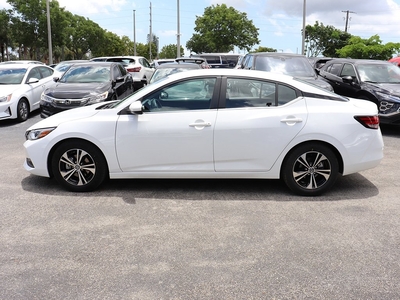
[[281, 141, 343, 196], [48, 138, 109, 192]]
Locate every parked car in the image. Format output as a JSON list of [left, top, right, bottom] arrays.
[[238, 52, 334, 91], [190, 53, 242, 68], [0, 63, 54, 122], [52, 60, 89, 78], [319, 58, 400, 124], [0, 60, 45, 65], [91, 56, 154, 91], [151, 59, 177, 68], [40, 62, 134, 118], [388, 56, 400, 67], [175, 57, 210, 69], [149, 61, 201, 84], [24, 69, 383, 196], [308, 57, 334, 72]]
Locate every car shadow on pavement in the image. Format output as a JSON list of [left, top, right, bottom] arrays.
[[21, 172, 379, 203]]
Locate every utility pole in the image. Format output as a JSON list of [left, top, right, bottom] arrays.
[[149, 2, 152, 61], [46, 0, 53, 65], [342, 10, 356, 33], [301, 0, 306, 56], [177, 0, 181, 57], [133, 10, 136, 56]]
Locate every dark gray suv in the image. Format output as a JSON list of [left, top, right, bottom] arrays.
[[238, 52, 333, 92]]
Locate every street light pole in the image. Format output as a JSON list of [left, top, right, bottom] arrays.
[[46, 0, 53, 64], [177, 0, 180, 57], [301, 0, 306, 56], [133, 10, 136, 56]]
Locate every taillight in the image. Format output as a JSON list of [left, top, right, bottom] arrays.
[[127, 67, 141, 72], [354, 116, 380, 129]]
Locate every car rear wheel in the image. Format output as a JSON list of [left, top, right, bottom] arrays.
[[282, 143, 339, 196], [51, 140, 108, 192], [17, 99, 29, 122]]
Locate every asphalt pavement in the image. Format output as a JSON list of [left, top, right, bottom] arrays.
[[0, 112, 399, 299]]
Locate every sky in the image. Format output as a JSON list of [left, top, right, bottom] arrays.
[[2, 0, 400, 56]]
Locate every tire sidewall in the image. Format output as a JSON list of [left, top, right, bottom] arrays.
[[282, 143, 339, 196], [51, 140, 108, 192]]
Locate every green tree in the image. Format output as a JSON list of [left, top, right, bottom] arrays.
[[304, 21, 351, 57], [186, 4, 259, 53], [158, 44, 184, 58], [0, 9, 11, 61], [253, 46, 276, 53], [336, 35, 400, 60]]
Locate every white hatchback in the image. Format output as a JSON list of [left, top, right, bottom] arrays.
[[23, 69, 384, 196], [0, 64, 54, 122]]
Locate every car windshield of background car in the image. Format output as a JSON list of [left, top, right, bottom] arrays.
[[255, 57, 316, 77], [60, 66, 111, 83], [357, 64, 400, 83], [0, 68, 26, 84]]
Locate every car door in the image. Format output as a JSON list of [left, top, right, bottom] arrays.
[[111, 64, 127, 98], [25, 66, 54, 110], [320, 62, 344, 94], [139, 58, 154, 82], [336, 63, 360, 97], [115, 77, 219, 172], [213, 77, 308, 172]]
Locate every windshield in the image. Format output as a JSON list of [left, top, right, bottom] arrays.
[[357, 63, 400, 83], [60, 65, 110, 83], [0, 68, 26, 84], [150, 67, 197, 83], [254, 56, 316, 77]]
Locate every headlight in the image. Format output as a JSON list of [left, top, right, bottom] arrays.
[[41, 92, 54, 103], [0, 94, 12, 103], [87, 91, 108, 104], [25, 127, 56, 141]]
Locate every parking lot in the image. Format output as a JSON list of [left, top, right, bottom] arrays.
[[1, 111, 400, 299]]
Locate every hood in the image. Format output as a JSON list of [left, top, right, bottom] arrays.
[[27, 102, 105, 130], [0, 84, 23, 95], [366, 82, 400, 94], [45, 82, 110, 98]]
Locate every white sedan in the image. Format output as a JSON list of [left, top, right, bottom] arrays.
[[23, 69, 384, 196], [0, 63, 54, 121]]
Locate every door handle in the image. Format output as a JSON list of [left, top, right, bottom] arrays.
[[189, 122, 211, 127], [280, 117, 303, 125]]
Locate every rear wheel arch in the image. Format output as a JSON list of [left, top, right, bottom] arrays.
[[281, 141, 343, 196]]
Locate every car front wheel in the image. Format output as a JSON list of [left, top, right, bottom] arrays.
[[282, 143, 339, 196], [51, 140, 108, 192], [17, 98, 29, 122]]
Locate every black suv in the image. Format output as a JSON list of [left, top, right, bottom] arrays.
[[238, 52, 333, 92], [319, 58, 400, 124]]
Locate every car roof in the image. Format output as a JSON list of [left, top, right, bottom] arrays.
[[155, 62, 201, 69], [0, 63, 44, 69], [324, 58, 392, 65], [68, 62, 116, 67], [247, 52, 306, 58]]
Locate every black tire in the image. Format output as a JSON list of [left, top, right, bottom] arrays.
[[282, 143, 339, 196], [16, 98, 29, 122], [51, 140, 108, 192]]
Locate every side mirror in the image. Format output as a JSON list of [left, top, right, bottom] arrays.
[[129, 101, 143, 115], [53, 77, 59, 82], [342, 75, 354, 84]]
